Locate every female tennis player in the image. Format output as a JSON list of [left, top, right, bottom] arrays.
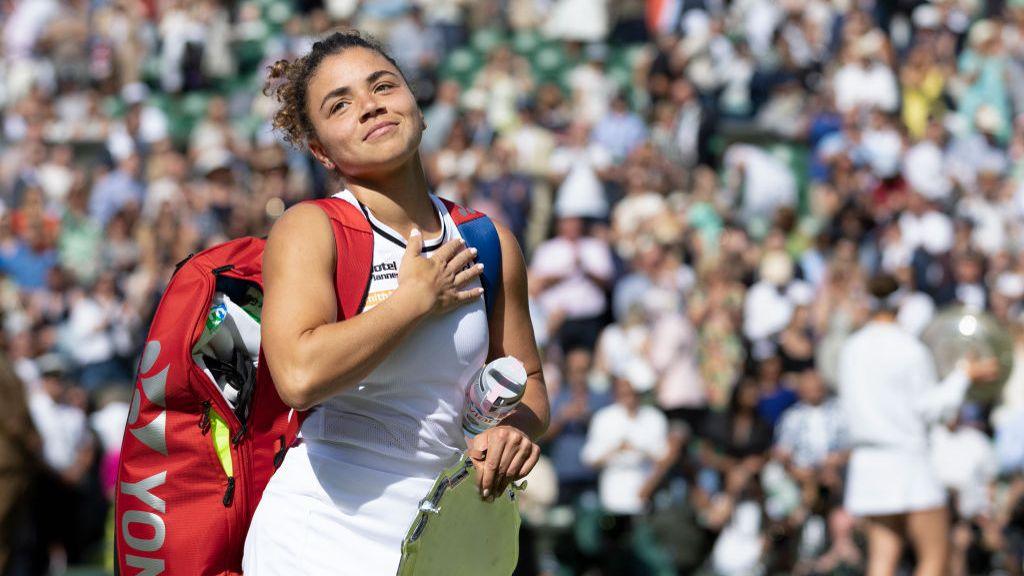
[[838, 274, 997, 576], [243, 31, 549, 575]]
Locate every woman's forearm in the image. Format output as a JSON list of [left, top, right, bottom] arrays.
[[503, 372, 550, 440], [269, 287, 430, 410]]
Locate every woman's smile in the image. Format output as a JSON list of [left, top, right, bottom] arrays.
[[364, 121, 399, 142]]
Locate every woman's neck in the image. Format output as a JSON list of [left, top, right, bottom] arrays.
[[345, 155, 439, 238]]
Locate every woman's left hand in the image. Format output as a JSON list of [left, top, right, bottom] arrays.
[[467, 425, 540, 501]]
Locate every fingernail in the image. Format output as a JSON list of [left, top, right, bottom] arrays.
[[482, 488, 490, 498], [410, 228, 420, 237], [470, 247, 478, 255], [477, 263, 484, 270]]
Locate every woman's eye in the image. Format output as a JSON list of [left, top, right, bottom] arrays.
[[375, 83, 394, 93], [331, 101, 348, 115]]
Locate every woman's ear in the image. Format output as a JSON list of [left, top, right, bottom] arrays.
[[308, 139, 336, 171], [420, 111, 427, 131]]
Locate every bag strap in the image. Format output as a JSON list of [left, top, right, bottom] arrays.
[[304, 198, 374, 320], [281, 198, 374, 438], [440, 199, 503, 321], [309, 196, 503, 320]]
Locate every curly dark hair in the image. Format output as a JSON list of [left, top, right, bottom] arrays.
[[262, 30, 405, 148]]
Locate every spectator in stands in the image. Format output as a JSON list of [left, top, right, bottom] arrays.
[[581, 368, 668, 573]]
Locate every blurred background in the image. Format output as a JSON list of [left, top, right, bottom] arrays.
[[3, 0, 1024, 574]]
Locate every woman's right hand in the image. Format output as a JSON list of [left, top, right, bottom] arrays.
[[398, 229, 485, 316]]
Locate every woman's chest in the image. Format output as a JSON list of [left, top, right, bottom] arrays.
[[360, 235, 489, 384]]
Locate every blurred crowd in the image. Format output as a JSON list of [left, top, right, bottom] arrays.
[[4, 0, 1024, 575]]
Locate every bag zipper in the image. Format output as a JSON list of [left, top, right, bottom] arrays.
[[192, 267, 264, 516], [231, 420, 248, 445], [223, 477, 235, 506], [198, 399, 236, 507], [221, 270, 262, 519], [190, 271, 251, 433], [198, 400, 212, 434], [273, 435, 287, 469]]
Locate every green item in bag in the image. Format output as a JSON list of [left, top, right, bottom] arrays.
[[239, 285, 263, 323], [193, 294, 228, 354]]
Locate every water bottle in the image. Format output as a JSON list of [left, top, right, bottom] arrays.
[[462, 356, 528, 438], [193, 293, 228, 355]]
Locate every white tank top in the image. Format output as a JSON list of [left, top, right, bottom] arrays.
[[300, 189, 490, 478]]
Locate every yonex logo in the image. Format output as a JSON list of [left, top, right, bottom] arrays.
[[121, 340, 168, 574]]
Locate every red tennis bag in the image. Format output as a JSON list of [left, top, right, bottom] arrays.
[[114, 197, 501, 575]]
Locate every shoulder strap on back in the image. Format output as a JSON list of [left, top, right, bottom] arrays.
[[304, 198, 374, 320], [439, 199, 503, 320]]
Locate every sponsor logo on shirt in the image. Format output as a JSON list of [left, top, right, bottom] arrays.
[[372, 260, 398, 281], [364, 289, 395, 311]]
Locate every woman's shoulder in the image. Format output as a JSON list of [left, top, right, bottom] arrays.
[[437, 196, 522, 260], [263, 202, 338, 269], [271, 196, 369, 239], [270, 202, 333, 239]]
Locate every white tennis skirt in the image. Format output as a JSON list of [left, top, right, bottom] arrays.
[[243, 440, 443, 575], [844, 446, 946, 517]]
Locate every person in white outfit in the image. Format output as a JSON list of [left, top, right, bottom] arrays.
[[838, 274, 997, 576], [244, 31, 549, 575]]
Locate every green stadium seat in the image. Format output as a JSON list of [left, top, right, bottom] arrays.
[[440, 48, 483, 86], [470, 28, 506, 54], [534, 45, 567, 77], [607, 66, 631, 90], [102, 96, 122, 119], [235, 38, 267, 75], [182, 92, 211, 118], [141, 55, 162, 87], [512, 29, 541, 55]]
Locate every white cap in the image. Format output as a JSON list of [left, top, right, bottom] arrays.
[[897, 292, 936, 336], [913, 4, 942, 29], [614, 361, 656, 393], [196, 148, 234, 176], [36, 353, 67, 376], [486, 356, 528, 392], [121, 82, 150, 106]]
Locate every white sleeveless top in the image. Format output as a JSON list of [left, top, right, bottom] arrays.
[[300, 189, 490, 477]]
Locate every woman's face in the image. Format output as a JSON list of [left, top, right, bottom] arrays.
[[305, 48, 423, 179]]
